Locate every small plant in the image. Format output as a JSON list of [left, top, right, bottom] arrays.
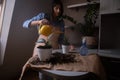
[[37, 39, 52, 49], [62, 35, 70, 45], [80, 1, 99, 36], [61, 14, 77, 24], [58, 14, 77, 30]]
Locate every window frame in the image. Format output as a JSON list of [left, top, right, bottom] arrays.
[[0, 0, 16, 65]]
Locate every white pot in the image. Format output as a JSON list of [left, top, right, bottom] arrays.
[[62, 45, 69, 54], [37, 48, 52, 61]]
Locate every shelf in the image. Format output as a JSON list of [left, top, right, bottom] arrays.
[[100, 10, 120, 15], [67, 1, 100, 9]]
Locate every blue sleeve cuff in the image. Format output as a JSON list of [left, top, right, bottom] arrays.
[[22, 13, 46, 28], [23, 19, 32, 28]]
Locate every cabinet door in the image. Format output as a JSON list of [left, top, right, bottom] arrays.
[[101, 57, 120, 80], [100, 13, 120, 49], [100, 0, 120, 14]]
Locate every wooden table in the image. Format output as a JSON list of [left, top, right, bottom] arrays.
[[19, 49, 106, 80]]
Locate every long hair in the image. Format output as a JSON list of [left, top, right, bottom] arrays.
[[51, 0, 64, 17]]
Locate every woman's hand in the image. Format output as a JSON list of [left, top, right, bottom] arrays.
[[38, 19, 49, 25], [30, 19, 50, 27]]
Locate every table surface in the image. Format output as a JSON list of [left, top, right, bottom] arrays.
[[43, 49, 105, 80], [35, 49, 88, 79], [37, 49, 96, 79], [55, 48, 120, 59], [21, 49, 106, 80]]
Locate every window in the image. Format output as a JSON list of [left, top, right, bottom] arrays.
[[0, 0, 16, 65], [0, 0, 6, 65], [0, 0, 6, 33]]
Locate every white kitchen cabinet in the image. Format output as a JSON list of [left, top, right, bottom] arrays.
[[100, 0, 120, 14], [99, 3, 120, 80]]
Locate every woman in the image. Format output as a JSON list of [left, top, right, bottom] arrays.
[[23, 0, 65, 57], [21, 0, 65, 80]]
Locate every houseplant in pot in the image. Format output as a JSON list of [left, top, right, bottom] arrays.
[[37, 39, 52, 61], [61, 35, 70, 54], [79, 1, 99, 48]]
